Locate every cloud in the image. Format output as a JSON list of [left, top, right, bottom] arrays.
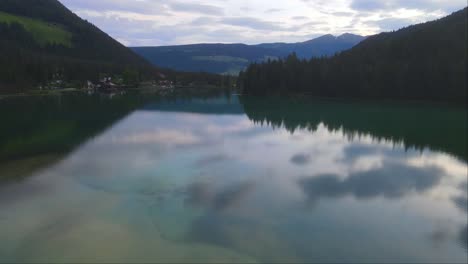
[[191, 16, 217, 26], [116, 130, 201, 146], [185, 182, 254, 211], [291, 153, 312, 166], [460, 225, 467, 251], [341, 143, 417, 163], [369, 17, 415, 31], [330, 11, 355, 16], [350, 0, 389, 11], [58, 0, 467, 46], [452, 182, 467, 213], [194, 154, 231, 168], [220, 17, 283, 31], [265, 8, 283, 13], [169, 1, 224, 15], [298, 162, 443, 203], [452, 182, 468, 250], [350, 0, 466, 12], [292, 16, 309, 20], [60, 0, 169, 15]]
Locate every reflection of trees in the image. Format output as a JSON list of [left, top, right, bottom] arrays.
[[143, 94, 243, 115], [240, 96, 467, 161], [0, 94, 143, 163]]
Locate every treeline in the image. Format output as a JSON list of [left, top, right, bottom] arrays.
[[162, 69, 237, 88], [0, 23, 149, 89], [238, 8, 467, 104]]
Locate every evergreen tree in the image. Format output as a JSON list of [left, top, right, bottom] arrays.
[[239, 8, 467, 104]]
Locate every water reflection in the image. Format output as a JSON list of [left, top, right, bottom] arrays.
[[453, 181, 468, 250], [461, 226, 468, 250], [186, 181, 255, 212], [290, 153, 312, 166], [0, 94, 466, 263], [0, 93, 145, 182], [299, 162, 442, 202], [240, 96, 467, 161], [194, 154, 231, 168]]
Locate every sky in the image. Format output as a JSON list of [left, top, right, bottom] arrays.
[[58, 0, 467, 46]]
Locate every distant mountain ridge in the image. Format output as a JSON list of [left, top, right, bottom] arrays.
[[132, 44, 283, 75], [131, 33, 365, 74], [256, 33, 366, 59]]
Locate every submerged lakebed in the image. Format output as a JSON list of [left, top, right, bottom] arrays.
[[0, 93, 466, 263]]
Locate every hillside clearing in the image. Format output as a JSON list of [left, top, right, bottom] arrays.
[[0, 11, 72, 47]]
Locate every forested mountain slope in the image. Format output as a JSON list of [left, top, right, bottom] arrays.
[[0, 0, 155, 92], [239, 8, 467, 104], [131, 34, 365, 74], [132, 44, 284, 75]]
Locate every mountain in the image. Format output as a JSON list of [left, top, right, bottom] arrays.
[[131, 33, 365, 75], [132, 44, 284, 75], [239, 8, 467, 104], [256, 33, 366, 59], [0, 0, 156, 92]]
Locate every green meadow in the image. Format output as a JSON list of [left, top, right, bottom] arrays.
[[0, 11, 72, 47]]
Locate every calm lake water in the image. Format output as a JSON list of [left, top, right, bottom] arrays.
[[0, 93, 467, 263]]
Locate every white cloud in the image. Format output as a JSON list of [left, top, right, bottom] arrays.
[[58, 0, 467, 46]]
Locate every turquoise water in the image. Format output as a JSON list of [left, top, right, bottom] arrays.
[[0, 94, 466, 263]]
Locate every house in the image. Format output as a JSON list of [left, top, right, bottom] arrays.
[[157, 80, 175, 90], [86, 81, 95, 90], [48, 79, 64, 90], [97, 77, 120, 93]]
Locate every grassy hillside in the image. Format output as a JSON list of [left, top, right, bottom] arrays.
[[0, 11, 71, 47]]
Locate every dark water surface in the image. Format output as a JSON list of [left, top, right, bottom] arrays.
[[0, 93, 466, 263]]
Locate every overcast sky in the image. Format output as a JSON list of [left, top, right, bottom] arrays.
[[59, 0, 466, 46]]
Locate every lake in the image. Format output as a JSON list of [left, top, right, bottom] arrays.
[[0, 93, 466, 263]]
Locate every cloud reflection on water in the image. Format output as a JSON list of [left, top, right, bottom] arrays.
[[452, 181, 468, 251], [298, 162, 443, 202], [185, 181, 255, 212], [0, 96, 466, 263], [290, 153, 311, 166]]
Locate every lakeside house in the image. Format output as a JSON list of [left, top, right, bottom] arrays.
[[85, 77, 123, 93], [98, 77, 119, 92], [157, 80, 175, 90]]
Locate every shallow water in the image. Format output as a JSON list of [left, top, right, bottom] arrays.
[[0, 94, 466, 263]]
